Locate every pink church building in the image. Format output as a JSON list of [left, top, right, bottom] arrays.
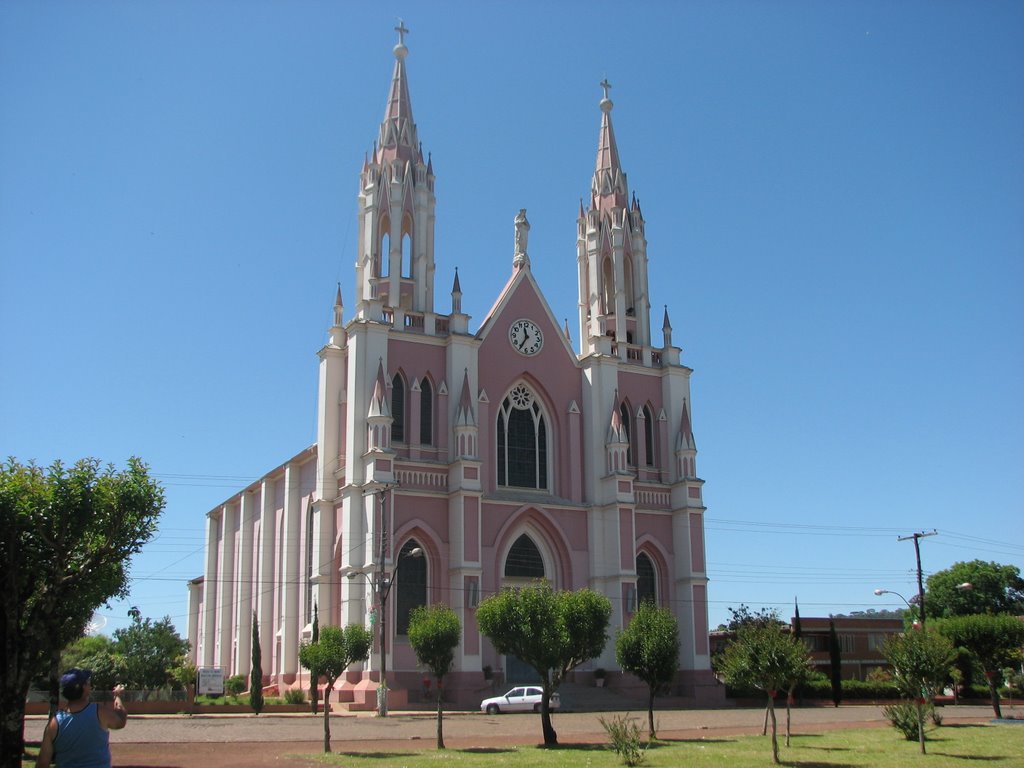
[[187, 30, 718, 708]]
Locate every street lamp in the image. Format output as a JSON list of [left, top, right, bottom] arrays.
[[873, 588, 919, 627], [873, 583, 971, 627], [344, 483, 423, 720]]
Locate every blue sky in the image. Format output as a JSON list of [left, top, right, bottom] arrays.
[[2, 1, 1022, 639]]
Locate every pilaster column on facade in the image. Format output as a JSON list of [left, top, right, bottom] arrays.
[[186, 578, 202, 669], [436, 380, 450, 458], [201, 512, 220, 667], [258, 478, 275, 676], [236, 491, 256, 677], [567, 401, 582, 503], [216, 503, 237, 672], [310, 497, 334, 634], [344, 318, 391, 490], [281, 463, 302, 679], [409, 378, 422, 460]]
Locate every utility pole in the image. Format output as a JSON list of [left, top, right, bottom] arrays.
[[898, 530, 937, 627]]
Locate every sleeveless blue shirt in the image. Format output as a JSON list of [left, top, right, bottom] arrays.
[[54, 703, 111, 768]]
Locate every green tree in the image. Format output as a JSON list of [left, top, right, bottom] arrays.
[[828, 619, 842, 707], [477, 583, 611, 746], [250, 610, 264, 715], [407, 604, 461, 749], [0, 457, 163, 767], [925, 560, 1024, 618], [113, 615, 189, 690], [298, 624, 372, 753], [882, 628, 955, 754], [58, 635, 125, 692], [716, 619, 814, 764], [936, 613, 1024, 719], [615, 602, 679, 739]]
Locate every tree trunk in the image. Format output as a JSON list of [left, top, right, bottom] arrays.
[[916, 699, 926, 755], [435, 688, 445, 749], [762, 702, 769, 736], [987, 675, 1003, 720], [2, 687, 30, 768], [540, 689, 558, 746], [321, 684, 332, 753], [768, 695, 779, 764], [647, 686, 656, 739], [785, 687, 793, 747], [47, 644, 60, 720]]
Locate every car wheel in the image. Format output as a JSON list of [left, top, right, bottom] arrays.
[[533, 703, 541, 713], [486, 704, 500, 715]]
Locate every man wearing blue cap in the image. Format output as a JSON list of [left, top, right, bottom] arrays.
[[34, 668, 128, 767]]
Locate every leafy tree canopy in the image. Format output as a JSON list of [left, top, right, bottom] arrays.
[[0, 457, 164, 766], [925, 560, 1024, 618], [615, 602, 679, 738], [112, 615, 190, 690], [299, 624, 372, 753], [881, 627, 956, 754], [716, 617, 814, 764], [408, 604, 461, 683], [407, 603, 461, 749], [936, 613, 1024, 719], [477, 582, 610, 746], [720, 604, 788, 631]]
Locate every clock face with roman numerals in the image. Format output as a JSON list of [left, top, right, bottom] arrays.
[[509, 319, 543, 356]]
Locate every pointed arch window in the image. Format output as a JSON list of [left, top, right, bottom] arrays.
[[380, 231, 390, 278], [636, 552, 656, 606], [419, 378, 433, 446], [619, 402, 633, 466], [395, 538, 427, 635], [391, 374, 406, 443], [304, 502, 315, 624], [623, 256, 635, 316], [643, 405, 655, 467], [601, 256, 614, 315], [504, 534, 545, 578], [497, 384, 548, 490]]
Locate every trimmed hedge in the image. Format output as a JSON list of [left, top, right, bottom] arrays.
[[726, 679, 901, 700]]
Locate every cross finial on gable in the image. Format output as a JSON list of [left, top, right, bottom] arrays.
[[395, 19, 409, 46], [600, 78, 612, 101]]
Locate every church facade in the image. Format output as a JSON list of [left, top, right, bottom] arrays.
[[187, 31, 718, 707]]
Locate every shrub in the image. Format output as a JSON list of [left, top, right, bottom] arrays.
[[882, 701, 935, 741], [225, 675, 246, 696], [599, 713, 647, 767], [283, 688, 306, 706]]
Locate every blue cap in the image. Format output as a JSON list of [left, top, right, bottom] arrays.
[[60, 668, 91, 700]]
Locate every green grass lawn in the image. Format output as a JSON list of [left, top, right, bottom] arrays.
[[311, 724, 1024, 768]]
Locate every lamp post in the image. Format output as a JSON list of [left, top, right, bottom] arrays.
[[347, 482, 422, 717], [874, 583, 971, 628]]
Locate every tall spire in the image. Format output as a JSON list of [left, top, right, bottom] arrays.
[[592, 78, 628, 211], [377, 20, 420, 166]]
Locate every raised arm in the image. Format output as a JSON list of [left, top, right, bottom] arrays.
[[99, 685, 128, 730]]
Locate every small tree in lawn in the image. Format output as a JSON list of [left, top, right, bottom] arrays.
[[717, 619, 814, 764], [298, 624, 372, 753], [407, 604, 461, 749], [881, 627, 955, 755], [615, 602, 679, 739], [828, 619, 842, 707], [249, 610, 264, 715], [477, 583, 611, 747], [936, 614, 1024, 719]]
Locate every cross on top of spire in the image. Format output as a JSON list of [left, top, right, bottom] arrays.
[[395, 19, 409, 46], [600, 78, 612, 100]]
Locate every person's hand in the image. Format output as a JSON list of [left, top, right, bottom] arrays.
[[113, 684, 126, 697]]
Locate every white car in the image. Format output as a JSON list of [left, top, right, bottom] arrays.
[[480, 685, 560, 714]]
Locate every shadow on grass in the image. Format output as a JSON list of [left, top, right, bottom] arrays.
[[929, 755, 1010, 762], [656, 737, 735, 745], [334, 752, 420, 760]]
